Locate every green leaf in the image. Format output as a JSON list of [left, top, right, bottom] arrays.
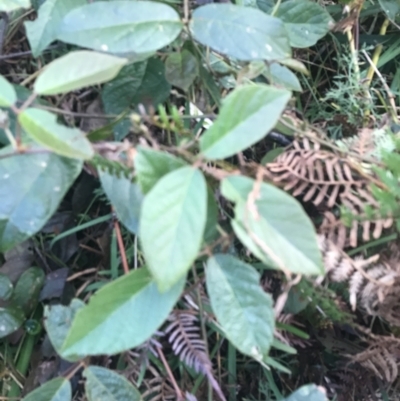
[[0, 150, 82, 252], [379, 0, 400, 19], [34, 51, 127, 95], [57, 1, 183, 54], [44, 299, 85, 362], [204, 186, 218, 243], [102, 58, 171, 140], [24, 0, 86, 57], [165, 50, 199, 91], [134, 146, 187, 194], [0, 306, 25, 338], [206, 254, 275, 361], [84, 366, 141, 401], [98, 169, 143, 235], [61, 268, 184, 357], [266, 63, 302, 92], [21, 377, 71, 401], [221, 175, 323, 275], [0, 75, 17, 107], [19, 108, 94, 160], [102, 61, 148, 140], [284, 384, 328, 401], [0, 273, 13, 300], [276, 0, 333, 48], [0, 85, 48, 146], [0, 0, 30, 12], [12, 267, 45, 316], [190, 4, 291, 61], [140, 167, 207, 291], [200, 84, 290, 160]]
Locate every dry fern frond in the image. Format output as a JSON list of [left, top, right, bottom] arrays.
[[265, 138, 393, 248], [165, 311, 226, 401], [317, 235, 400, 324], [140, 365, 177, 401], [265, 137, 365, 209], [348, 339, 400, 383]]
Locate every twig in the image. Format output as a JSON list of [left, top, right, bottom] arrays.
[[157, 346, 185, 401], [0, 148, 51, 161], [362, 49, 398, 123], [113, 215, 130, 274]]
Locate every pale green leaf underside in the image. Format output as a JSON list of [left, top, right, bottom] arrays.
[[206, 254, 275, 361], [57, 1, 183, 54], [61, 268, 184, 357], [140, 167, 207, 291], [25, 0, 86, 57], [19, 108, 94, 160], [84, 366, 141, 401], [0, 150, 82, 252], [34, 51, 128, 95], [21, 377, 71, 401], [284, 384, 328, 401], [200, 84, 291, 160], [221, 175, 323, 275], [98, 169, 143, 235], [44, 299, 85, 362], [0, 0, 30, 12], [276, 0, 333, 48], [0, 75, 17, 107], [134, 146, 187, 194], [190, 3, 291, 61]]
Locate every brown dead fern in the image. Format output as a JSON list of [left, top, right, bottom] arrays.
[[346, 337, 400, 384], [165, 311, 226, 401], [265, 137, 393, 248], [317, 235, 400, 325]]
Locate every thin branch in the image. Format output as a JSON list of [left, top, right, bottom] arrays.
[[157, 346, 185, 401], [113, 215, 130, 275]]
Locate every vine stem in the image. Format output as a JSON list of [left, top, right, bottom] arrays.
[[365, 18, 389, 86], [157, 346, 185, 401], [362, 49, 398, 123], [113, 213, 130, 275]]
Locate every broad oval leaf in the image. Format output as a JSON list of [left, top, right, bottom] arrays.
[[0, 150, 82, 252], [84, 366, 141, 401], [134, 146, 187, 194], [206, 254, 275, 361], [0, 273, 13, 300], [12, 266, 45, 316], [25, 0, 86, 58], [0, 75, 17, 107], [200, 84, 290, 160], [21, 377, 71, 401], [57, 1, 183, 54], [34, 51, 128, 95], [98, 168, 143, 235], [61, 268, 184, 357], [102, 61, 148, 140], [165, 50, 199, 91], [190, 4, 291, 61], [102, 58, 170, 140], [19, 108, 94, 160], [221, 175, 323, 275], [140, 167, 207, 291], [276, 0, 333, 48], [267, 63, 302, 92], [0, 0, 30, 12], [379, 0, 400, 19], [44, 299, 85, 362], [0, 306, 25, 338], [284, 384, 328, 401]]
